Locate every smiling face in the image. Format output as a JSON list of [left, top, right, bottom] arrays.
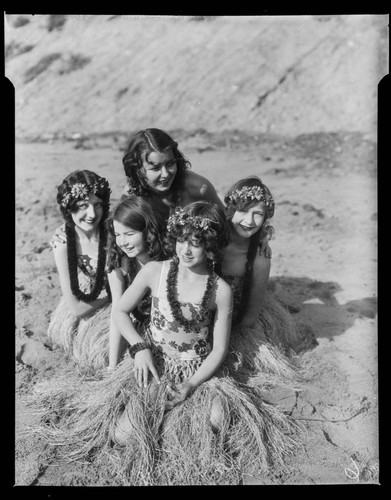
[[231, 201, 266, 239], [141, 149, 177, 194], [113, 220, 149, 262], [71, 193, 104, 232], [175, 234, 207, 271]]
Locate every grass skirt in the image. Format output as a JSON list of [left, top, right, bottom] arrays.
[[47, 297, 111, 372], [223, 293, 317, 384], [31, 353, 303, 485]]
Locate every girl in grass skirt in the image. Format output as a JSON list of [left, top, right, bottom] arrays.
[[34, 201, 301, 485], [47, 170, 112, 372], [48, 183, 166, 372], [105, 195, 167, 369], [220, 176, 317, 384]]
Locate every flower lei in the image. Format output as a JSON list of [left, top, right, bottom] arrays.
[[167, 208, 217, 237], [66, 223, 108, 303], [227, 185, 275, 211], [166, 258, 215, 333], [60, 179, 110, 209]]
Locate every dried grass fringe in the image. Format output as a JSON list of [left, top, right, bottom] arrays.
[[47, 297, 111, 371], [29, 358, 303, 485]]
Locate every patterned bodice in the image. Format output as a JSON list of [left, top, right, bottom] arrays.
[[149, 260, 215, 362], [50, 226, 108, 296], [76, 254, 108, 296]]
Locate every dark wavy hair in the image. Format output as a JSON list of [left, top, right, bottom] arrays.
[[166, 201, 229, 265], [56, 169, 111, 225], [55, 170, 111, 302], [224, 176, 275, 324], [122, 128, 191, 197], [106, 196, 167, 272]]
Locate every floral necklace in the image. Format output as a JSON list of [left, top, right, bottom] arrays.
[[66, 223, 107, 303], [166, 258, 215, 333]]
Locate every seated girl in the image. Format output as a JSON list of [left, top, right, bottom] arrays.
[[47, 170, 112, 372], [34, 201, 301, 485]]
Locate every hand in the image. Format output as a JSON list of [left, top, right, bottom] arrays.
[[133, 348, 160, 388], [259, 239, 272, 258], [165, 381, 194, 409], [49, 223, 67, 248]]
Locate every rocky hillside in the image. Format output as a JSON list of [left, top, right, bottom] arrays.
[[5, 14, 388, 141]]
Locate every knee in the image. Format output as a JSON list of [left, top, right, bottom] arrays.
[[113, 409, 134, 446], [210, 396, 224, 433]]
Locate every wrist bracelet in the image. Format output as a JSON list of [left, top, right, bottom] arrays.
[[129, 342, 150, 358]]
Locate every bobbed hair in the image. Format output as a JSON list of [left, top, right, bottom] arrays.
[[166, 201, 229, 264], [106, 195, 167, 271], [122, 128, 191, 196], [56, 170, 111, 227]]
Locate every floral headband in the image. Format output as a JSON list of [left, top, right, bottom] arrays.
[[167, 208, 217, 238], [60, 178, 111, 209], [226, 185, 275, 212]]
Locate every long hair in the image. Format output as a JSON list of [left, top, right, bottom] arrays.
[[55, 170, 111, 302], [224, 176, 275, 324], [166, 201, 230, 265], [106, 196, 167, 271], [122, 128, 190, 197]]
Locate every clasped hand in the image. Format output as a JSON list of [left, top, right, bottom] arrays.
[[165, 382, 194, 410]]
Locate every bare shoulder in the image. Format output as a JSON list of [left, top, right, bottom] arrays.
[[142, 260, 163, 277], [215, 275, 233, 305], [183, 170, 216, 198]]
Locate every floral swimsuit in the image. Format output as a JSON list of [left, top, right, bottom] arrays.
[[149, 260, 216, 384]]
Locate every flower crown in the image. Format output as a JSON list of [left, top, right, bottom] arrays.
[[60, 178, 111, 209], [167, 208, 217, 238], [227, 185, 275, 211]]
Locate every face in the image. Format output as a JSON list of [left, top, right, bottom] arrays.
[[176, 235, 207, 270], [71, 193, 104, 232], [231, 201, 266, 239], [113, 220, 148, 261], [141, 149, 177, 193]]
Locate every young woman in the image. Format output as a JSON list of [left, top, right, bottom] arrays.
[[33, 202, 301, 486], [121, 128, 274, 257], [47, 170, 112, 372], [105, 195, 167, 369], [220, 176, 317, 381]]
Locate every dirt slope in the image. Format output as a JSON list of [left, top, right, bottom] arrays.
[[5, 14, 388, 140]]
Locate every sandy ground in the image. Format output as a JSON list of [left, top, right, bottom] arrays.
[[14, 130, 379, 486]]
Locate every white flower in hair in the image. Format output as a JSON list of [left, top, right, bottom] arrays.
[[228, 185, 275, 210], [70, 183, 90, 199], [167, 209, 217, 236]]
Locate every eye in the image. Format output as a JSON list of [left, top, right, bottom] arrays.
[[95, 202, 103, 209], [77, 202, 88, 210]]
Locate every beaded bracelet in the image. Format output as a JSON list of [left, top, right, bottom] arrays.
[[129, 342, 150, 358]]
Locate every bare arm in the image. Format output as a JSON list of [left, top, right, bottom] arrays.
[[113, 262, 161, 386], [166, 279, 233, 408], [53, 244, 108, 318], [107, 267, 127, 369], [239, 253, 270, 328]]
